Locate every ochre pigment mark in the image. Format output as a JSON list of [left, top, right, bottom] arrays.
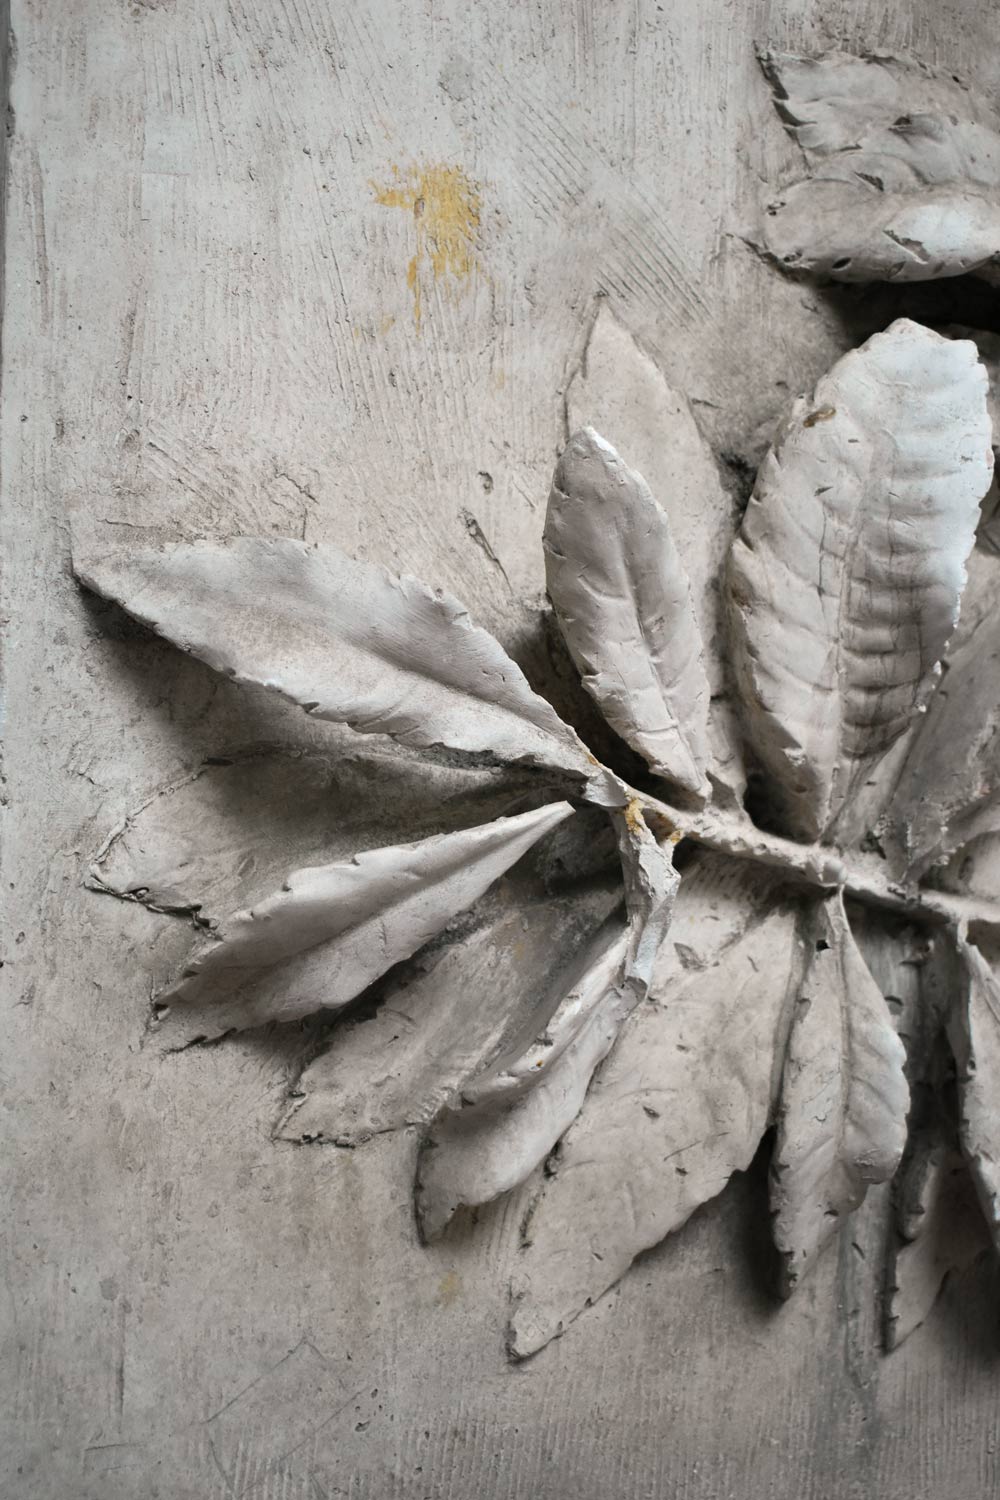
[[624, 797, 646, 837], [372, 163, 481, 329], [436, 1269, 462, 1307]]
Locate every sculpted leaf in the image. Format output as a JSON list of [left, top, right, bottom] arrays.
[[947, 327, 1000, 551], [949, 934, 1000, 1250], [874, 921, 983, 1349], [415, 914, 633, 1240], [760, 49, 1000, 281], [277, 810, 622, 1146], [888, 610, 1000, 879], [947, 326, 1000, 440], [771, 893, 909, 1293], [545, 428, 711, 799], [509, 856, 799, 1358], [88, 746, 558, 923], [729, 318, 992, 842], [882, 327, 1000, 874], [278, 877, 622, 1147], [151, 801, 575, 1048], [565, 306, 744, 800], [759, 50, 999, 159], [885, 1133, 989, 1350], [74, 536, 614, 801], [415, 809, 679, 1237]]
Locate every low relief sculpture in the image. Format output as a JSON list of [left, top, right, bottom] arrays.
[[74, 49, 1000, 1356], [759, 48, 1000, 281]]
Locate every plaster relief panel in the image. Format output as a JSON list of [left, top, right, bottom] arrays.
[[77, 275, 1000, 1356], [18, 21, 1000, 1496]]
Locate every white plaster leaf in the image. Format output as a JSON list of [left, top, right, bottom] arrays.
[[885, 1134, 989, 1350], [415, 914, 633, 1240], [888, 610, 1000, 879], [729, 318, 993, 843], [151, 801, 576, 1048], [545, 427, 712, 798], [565, 305, 744, 802], [856, 325, 1000, 852], [759, 50, 1000, 160], [947, 327, 1000, 441], [87, 747, 558, 925], [74, 537, 614, 801], [848, 904, 934, 1090], [877, 920, 980, 1351], [414, 809, 679, 1237], [509, 864, 800, 1359], [760, 50, 1000, 281], [277, 875, 623, 1147], [946, 327, 1000, 551], [949, 934, 1000, 1251], [771, 892, 909, 1295], [275, 805, 622, 1145]]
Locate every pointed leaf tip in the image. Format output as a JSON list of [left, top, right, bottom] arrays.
[[76, 535, 601, 792], [415, 914, 633, 1241], [152, 801, 576, 1048], [545, 428, 712, 799], [950, 934, 1000, 1250], [508, 861, 799, 1356], [565, 306, 746, 803], [414, 806, 680, 1241], [760, 50, 1000, 282], [771, 894, 909, 1294]]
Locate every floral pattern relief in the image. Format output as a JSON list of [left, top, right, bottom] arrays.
[[76, 48, 1000, 1358]]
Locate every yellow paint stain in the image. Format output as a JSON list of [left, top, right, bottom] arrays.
[[803, 404, 836, 428], [437, 1269, 462, 1307], [624, 798, 647, 837], [379, 313, 396, 335], [372, 163, 481, 330], [644, 807, 681, 844]]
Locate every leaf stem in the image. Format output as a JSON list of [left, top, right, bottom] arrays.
[[630, 790, 1000, 934]]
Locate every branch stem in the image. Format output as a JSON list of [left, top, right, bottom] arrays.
[[631, 788, 1000, 934]]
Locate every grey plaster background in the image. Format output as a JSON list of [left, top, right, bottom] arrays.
[[4, 1, 1000, 1496]]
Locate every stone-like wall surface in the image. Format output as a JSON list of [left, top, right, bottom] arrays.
[[5, 2, 1000, 1496]]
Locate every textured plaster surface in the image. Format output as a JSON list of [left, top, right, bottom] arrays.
[[5, 1, 1000, 1497]]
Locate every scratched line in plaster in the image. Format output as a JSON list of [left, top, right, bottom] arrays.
[[372, 163, 482, 330]]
